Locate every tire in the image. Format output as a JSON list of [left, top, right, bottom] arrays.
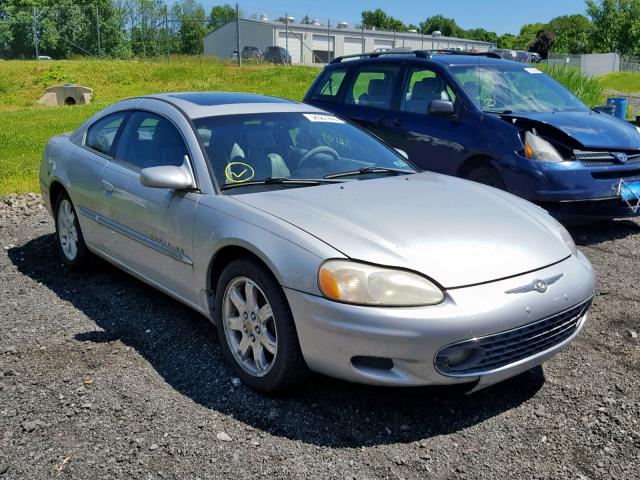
[[54, 191, 92, 270], [464, 164, 506, 190], [214, 258, 309, 393]]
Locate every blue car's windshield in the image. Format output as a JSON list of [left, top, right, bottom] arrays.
[[193, 112, 415, 189], [451, 65, 589, 114]]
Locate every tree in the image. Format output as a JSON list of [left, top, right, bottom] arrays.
[[587, 0, 640, 55], [207, 3, 235, 29], [361, 9, 406, 31], [179, 0, 206, 54], [529, 30, 555, 58], [465, 28, 499, 44], [419, 15, 463, 37], [547, 14, 592, 54]]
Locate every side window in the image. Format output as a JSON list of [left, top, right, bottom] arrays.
[[85, 112, 127, 156], [400, 67, 457, 114], [311, 69, 348, 101], [345, 65, 400, 109], [116, 111, 188, 169]]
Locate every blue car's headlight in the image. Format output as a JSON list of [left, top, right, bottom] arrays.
[[524, 131, 564, 163], [318, 260, 444, 306]]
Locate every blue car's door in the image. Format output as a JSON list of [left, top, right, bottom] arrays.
[[320, 63, 403, 141], [380, 65, 475, 175]]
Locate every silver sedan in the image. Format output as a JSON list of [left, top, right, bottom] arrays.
[[40, 92, 595, 393]]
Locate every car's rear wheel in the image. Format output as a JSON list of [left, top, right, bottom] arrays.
[[214, 258, 309, 393], [465, 164, 506, 190], [55, 192, 91, 269]]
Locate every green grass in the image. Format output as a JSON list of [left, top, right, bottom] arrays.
[[598, 72, 640, 94], [0, 56, 320, 195]]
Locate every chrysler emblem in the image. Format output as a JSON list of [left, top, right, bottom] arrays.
[[506, 274, 563, 294]]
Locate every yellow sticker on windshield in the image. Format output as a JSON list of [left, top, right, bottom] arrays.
[[224, 162, 255, 183]]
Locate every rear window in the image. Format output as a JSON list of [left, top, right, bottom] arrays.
[[310, 69, 348, 101]]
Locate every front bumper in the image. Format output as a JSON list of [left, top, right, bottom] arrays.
[[499, 153, 640, 218], [285, 252, 594, 389]]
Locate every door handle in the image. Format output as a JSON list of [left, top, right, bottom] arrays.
[[393, 118, 402, 127], [101, 180, 114, 192]]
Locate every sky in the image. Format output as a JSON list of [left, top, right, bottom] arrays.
[[201, 0, 587, 35]]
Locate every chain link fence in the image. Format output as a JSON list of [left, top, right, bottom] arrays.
[[0, 2, 496, 64]]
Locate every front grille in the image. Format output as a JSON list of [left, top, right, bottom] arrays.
[[435, 299, 592, 376], [575, 150, 640, 166]]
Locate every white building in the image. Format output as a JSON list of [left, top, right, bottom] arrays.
[[204, 18, 497, 65]]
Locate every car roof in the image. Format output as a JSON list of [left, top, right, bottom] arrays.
[[327, 53, 517, 69], [144, 92, 324, 119]]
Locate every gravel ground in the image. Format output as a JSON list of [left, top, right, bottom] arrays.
[[0, 193, 639, 479]]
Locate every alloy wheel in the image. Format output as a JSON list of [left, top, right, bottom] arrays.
[[222, 276, 278, 377]]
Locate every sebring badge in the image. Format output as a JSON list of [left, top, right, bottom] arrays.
[[506, 274, 564, 294]]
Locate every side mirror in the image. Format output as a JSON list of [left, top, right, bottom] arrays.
[[140, 156, 196, 190], [428, 100, 455, 117], [394, 148, 409, 160]]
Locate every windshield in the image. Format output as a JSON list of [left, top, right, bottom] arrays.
[[451, 65, 589, 113], [193, 112, 415, 191]]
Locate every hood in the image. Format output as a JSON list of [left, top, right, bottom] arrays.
[[499, 110, 640, 151], [233, 173, 572, 289]]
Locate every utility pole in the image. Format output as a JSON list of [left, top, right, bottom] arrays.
[[236, 3, 241, 66], [32, 6, 39, 59], [95, 4, 101, 57], [165, 11, 169, 62], [327, 19, 330, 62], [285, 13, 288, 59], [361, 23, 365, 54]]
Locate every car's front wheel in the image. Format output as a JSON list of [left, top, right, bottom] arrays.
[[214, 258, 309, 393], [465, 164, 506, 190], [54, 192, 92, 269]]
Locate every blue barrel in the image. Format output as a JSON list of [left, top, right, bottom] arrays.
[[607, 97, 628, 120]]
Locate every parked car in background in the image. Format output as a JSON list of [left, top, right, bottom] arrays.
[[229, 50, 239, 61], [264, 46, 292, 65], [40, 92, 594, 393], [241, 46, 263, 62], [37, 55, 52, 61], [304, 51, 640, 221], [489, 48, 516, 61]]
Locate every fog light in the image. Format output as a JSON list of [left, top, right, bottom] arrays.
[[435, 346, 485, 373]]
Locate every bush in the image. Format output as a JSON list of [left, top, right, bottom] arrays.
[[539, 64, 602, 107]]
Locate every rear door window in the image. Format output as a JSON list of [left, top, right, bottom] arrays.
[[85, 112, 127, 156], [310, 69, 348, 102], [344, 64, 401, 109]]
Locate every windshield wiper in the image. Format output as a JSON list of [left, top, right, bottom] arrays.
[[220, 177, 343, 191], [323, 166, 414, 179]]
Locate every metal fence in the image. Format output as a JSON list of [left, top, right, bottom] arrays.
[[543, 52, 640, 76], [0, 2, 496, 65]]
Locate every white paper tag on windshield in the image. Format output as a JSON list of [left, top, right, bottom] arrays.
[[303, 113, 345, 123], [524, 67, 543, 74]]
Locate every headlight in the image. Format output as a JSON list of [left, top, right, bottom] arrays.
[[524, 131, 564, 162], [318, 260, 444, 306], [636, 126, 640, 135], [557, 223, 578, 256]]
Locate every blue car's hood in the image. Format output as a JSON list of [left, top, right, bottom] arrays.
[[501, 110, 640, 150]]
